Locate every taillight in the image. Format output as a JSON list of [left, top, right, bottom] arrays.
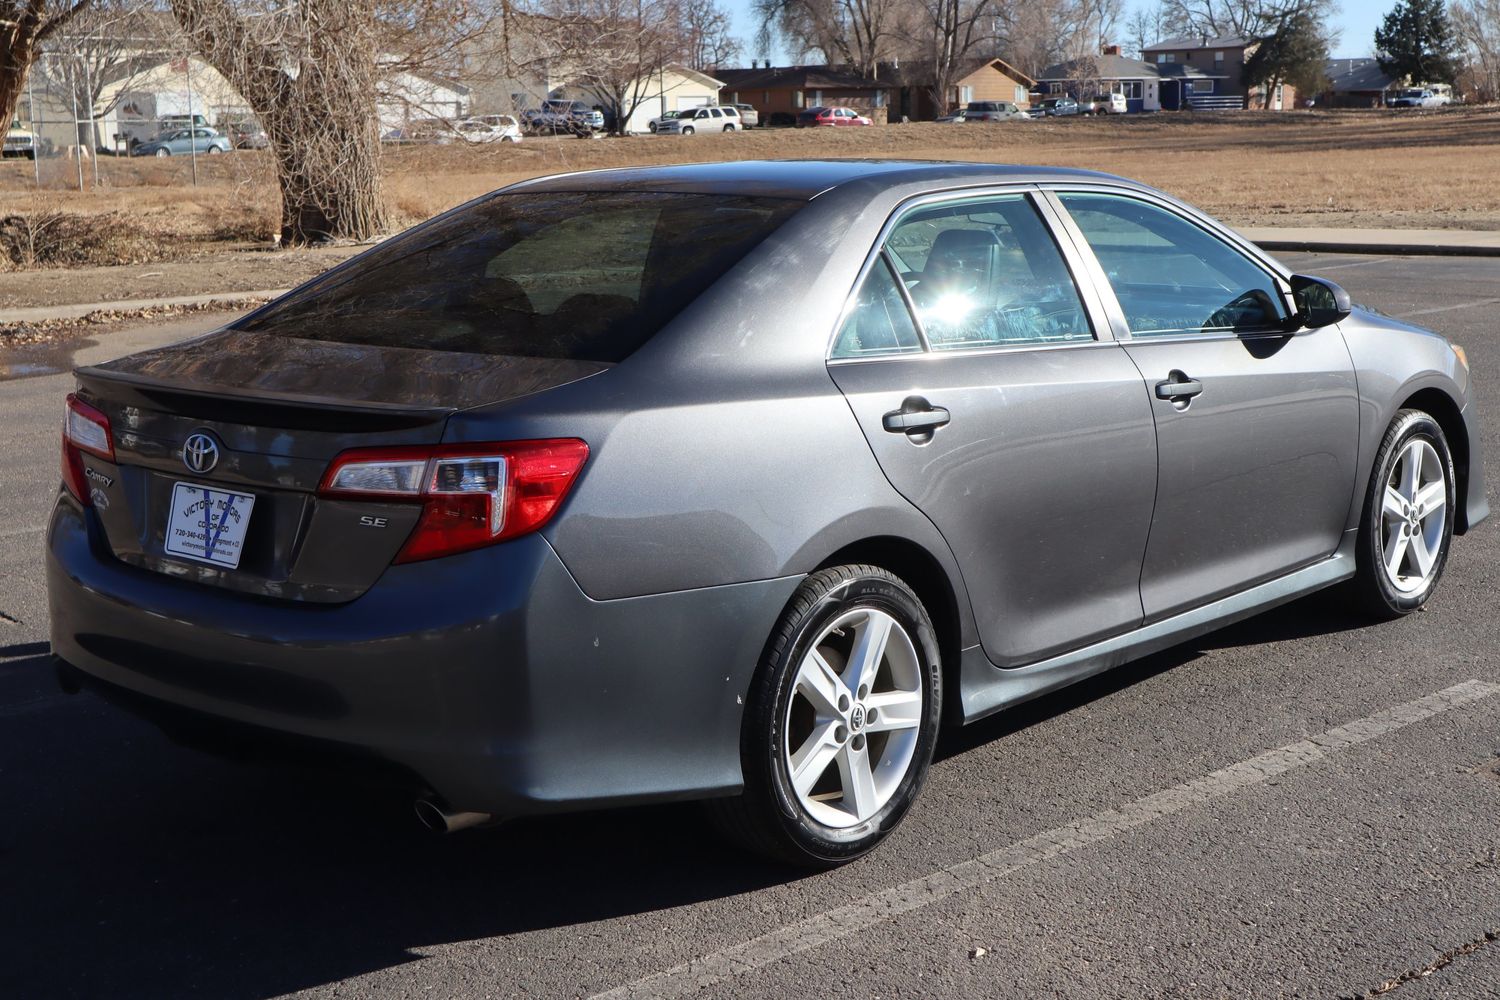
[[61, 393, 113, 505], [318, 439, 590, 563]]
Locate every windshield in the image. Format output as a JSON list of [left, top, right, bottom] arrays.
[[237, 191, 804, 362]]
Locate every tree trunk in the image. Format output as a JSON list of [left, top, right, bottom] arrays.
[[171, 0, 386, 245], [0, 21, 40, 131]]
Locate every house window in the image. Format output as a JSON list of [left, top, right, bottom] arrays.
[[794, 90, 805, 108], [1215, 50, 1225, 64], [1157, 53, 1176, 64], [1194, 79, 1215, 94], [960, 85, 974, 104], [1014, 85, 1027, 103], [1112, 80, 1143, 100]]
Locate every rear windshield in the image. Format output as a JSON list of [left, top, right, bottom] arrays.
[[237, 191, 803, 362]]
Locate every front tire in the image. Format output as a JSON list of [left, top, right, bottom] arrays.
[[155, 148, 170, 157], [711, 565, 942, 866], [1352, 409, 1456, 617], [681, 125, 694, 135]]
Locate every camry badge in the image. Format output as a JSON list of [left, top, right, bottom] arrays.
[[182, 433, 220, 475]]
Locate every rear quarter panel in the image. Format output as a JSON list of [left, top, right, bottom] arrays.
[[439, 184, 982, 647]]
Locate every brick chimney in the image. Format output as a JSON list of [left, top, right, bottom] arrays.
[[1101, 43, 1120, 56]]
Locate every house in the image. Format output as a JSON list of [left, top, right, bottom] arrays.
[[887, 57, 1036, 120], [716, 64, 893, 124], [377, 66, 471, 136], [1321, 57, 1398, 108], [1143, 35, 1297, 110], [552, 64, 722, 133], [1036, 50, 1162, 112]]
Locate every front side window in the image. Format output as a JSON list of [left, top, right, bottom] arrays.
[[884, 194, 1093, 350], [238, 192, 802, 362], [1058, 192, 1288, 338]]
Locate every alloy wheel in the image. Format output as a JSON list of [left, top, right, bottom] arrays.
[[783, 607, 923, 828], [1380, 438, 1447, 594]]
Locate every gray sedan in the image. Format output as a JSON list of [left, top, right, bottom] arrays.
[[133, 127, 233, 157], [47, 160, 1487, 866]]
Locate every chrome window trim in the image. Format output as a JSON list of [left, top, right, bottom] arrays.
[[1040, 184, 1298, 343], [824, 184, 1115, 363], [827, 337, 1125, 367]]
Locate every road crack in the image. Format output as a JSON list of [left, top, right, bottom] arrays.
[[1349, 928, 1500, 997]]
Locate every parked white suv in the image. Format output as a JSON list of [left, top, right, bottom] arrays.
[[657, 106, 741, 134]]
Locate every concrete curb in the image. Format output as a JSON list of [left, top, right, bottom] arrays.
[[0, 289, 289, 326], [1238, 228, 1500, 258]]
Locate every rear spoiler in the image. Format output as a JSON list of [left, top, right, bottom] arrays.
[[74, 366, 455, 433]]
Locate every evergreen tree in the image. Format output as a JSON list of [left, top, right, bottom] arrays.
[[1243, 11, 1331, 107], [1376, 0, 1461, 84]]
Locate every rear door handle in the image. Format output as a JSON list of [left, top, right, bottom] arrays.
[[1155, 371, 1203, 403], [883, 398, 951, 434]]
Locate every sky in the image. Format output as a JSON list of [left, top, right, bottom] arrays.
[[719, 1, 1388, 65]]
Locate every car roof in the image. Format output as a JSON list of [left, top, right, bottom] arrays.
[[507, 159, 1131, 201]]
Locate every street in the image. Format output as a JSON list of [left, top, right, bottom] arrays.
[[2, 253, 1499, 999]]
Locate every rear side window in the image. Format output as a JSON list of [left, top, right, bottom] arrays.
[[831, 257, 923, 359], [237, 192, 803, 362]]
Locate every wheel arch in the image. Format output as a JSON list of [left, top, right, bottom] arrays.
[[1399, 386, 1473, 533], [813, 536, 966, 726]]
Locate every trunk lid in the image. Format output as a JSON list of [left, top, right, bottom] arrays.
[[74, 330, 607, 603]]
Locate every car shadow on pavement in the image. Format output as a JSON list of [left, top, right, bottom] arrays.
[[3, 589, 1376, 999], [936, 587, 1372, 761], [2, 650, 796, 999]]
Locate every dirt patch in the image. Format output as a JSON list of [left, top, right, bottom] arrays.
[[0, 244, 361, 311], [0, 106, 1495, 311]]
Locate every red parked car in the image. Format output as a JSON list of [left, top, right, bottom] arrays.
[[795, 106, 873, 127]]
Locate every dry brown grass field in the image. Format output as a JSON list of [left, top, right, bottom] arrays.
[[0, 106, 1495, 307]]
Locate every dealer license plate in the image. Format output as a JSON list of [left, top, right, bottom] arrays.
[[164, 481, 256, 569]]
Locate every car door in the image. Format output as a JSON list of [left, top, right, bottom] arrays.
[[827, 190, 1159, 667], [1049, 189, 1360, 621]]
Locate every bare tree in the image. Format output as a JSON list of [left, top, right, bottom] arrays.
[[1454, 0, 1500, 100], [679, 0, 740, 71], [754, 0, 901, 77], [169, 0, 385, 243], [1, 0, 95, 132], [39, 2, 170, 148], [524, 0, 684, 132], [918, 0, 996, 114], [998, 0, 1120, 79], [1126, 0, 1167, 56], [1159, 0, 1336, 40]]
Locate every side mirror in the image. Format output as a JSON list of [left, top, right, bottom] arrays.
[[1290, 274, 1352, 329]]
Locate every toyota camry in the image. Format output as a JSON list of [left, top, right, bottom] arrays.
[[47, 160, 1487, 866]]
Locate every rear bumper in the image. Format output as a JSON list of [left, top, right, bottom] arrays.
[[47, 498, 799, 815]]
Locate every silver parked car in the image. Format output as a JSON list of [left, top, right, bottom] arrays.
[[49, 161, 1486, 866]]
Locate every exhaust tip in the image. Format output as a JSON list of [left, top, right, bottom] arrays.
[[414, 795, 493, 834]]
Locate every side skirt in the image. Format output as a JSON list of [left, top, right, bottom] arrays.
[[958, 543, 1357, 724]]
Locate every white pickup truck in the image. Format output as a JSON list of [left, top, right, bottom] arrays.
[[4, 118, 38, 160]]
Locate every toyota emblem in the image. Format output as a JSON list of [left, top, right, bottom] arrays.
[[182, 433, 220, 474]]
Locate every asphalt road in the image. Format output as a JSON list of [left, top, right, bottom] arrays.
[[3, 254, 1499, 1000]]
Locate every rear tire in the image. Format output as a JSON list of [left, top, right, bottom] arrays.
[[709, 564, 942, 867], [1351, 409, 1455, 618]]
